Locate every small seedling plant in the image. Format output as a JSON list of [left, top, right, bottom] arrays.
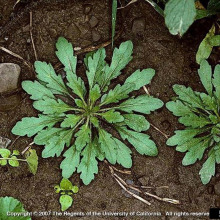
[[0, 148, 38, 175], [166, 60, 220, 184], [12, 37, 163, 185], [54, 178, 79, 211]]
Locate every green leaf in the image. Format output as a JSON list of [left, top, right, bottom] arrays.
[[195, 9, 217, 20], [59, 195, 73, 211], [75, 125, 91, 151], [213, 64, 220, 100], [98, 129, 117, 164], [60, 146, 80, 179], [182, 139, 209, 165], [124, 68, 155, 91], [75, 99, 85, 108], [93, 137, 105, 161], [66, 70, 86, 101], [113, 138, 132, 168], [164, 0, 196, 36], [0, 196, 31, 220], [12, 115, 62, 137], [0, 159, 7, 166], [0, 149, 10, 158], [123, 114, 150, 132], [196, 25, 215, 64], [144, 0, 164, 16], [8, 156, 19, 167], [208, 35, 220, 47], [42, 129, 74, 158], [35, 61, 69, 95], [77, 141, 98, 185], [199, 152, 216, 184], [101, 41, 133, 91], [172, 85, 204, 109], [86, 48, 106, 88], [198, 60, 212, 95], [90, 117, 99, 128], [118, 95, 163, 114], [89, 84, 101, 104], [33, 98, 74, 114], [72, 186, 79, 194], [200, 93, 217, 111], [100, 83, 135, 106], [176, 137, 204, 153], [26, 149, 38, 175], [12, 150, 20, 156], [34, 127, 64, 145], [22, 80, 54, 100], [56, 37, 77, 74], [166, 100, 192, 117], [166, 129, 201, 146], [61, 115, 82, 128], [179, 113, 210, 128], [60, 178, 73, 190], [117, 126, 158, 156], [112, 0, 117, 46], [101, 110, 124, 123]]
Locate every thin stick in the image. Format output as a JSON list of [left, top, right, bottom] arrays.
[[118, 0, 138, 9], [128, 184, 180, 205], [0, 46, 32, 68], [109, 165, 151, 205], [0, 158, 27, 162], [150, 123, 169, 139], [135, 185, 169, 189], [29, 12, 38, 60], [114, 177, 151, 205], [8, 136, 21, 149], [143, 86, 150, 95], [21, 141, 34, 155], [54, 28, 123, 70], [105, 160, 179, 205], [111, 166, 131, 175]]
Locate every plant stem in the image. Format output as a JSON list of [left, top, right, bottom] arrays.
[[0, 158, 27, 162]]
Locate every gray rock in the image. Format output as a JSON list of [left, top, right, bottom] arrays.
[[214, 182, 220, 195], [132, 17, 146, 33], [89, 16, 99, 28], [0, 136, 11, 149], [0, 63, 21, 93], [92, 31, 101, 42]]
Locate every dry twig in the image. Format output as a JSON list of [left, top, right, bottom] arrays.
[[21, 141, 34, 155], [0, 46, 32, 68], [105, 161, 180, 205], [118, 0, 138, 9], [8, 136, 21, 149], [29, 12, 38, 60]]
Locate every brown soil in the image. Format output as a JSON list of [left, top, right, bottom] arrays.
[[0, 0, 219, 219]]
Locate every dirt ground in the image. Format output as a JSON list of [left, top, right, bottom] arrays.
[[0, 0, 219, 219]]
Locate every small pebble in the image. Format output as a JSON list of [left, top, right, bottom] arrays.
[[132, 17, 146, 33], [92, 31, 101, 42], [89, 16, 99, 28]]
